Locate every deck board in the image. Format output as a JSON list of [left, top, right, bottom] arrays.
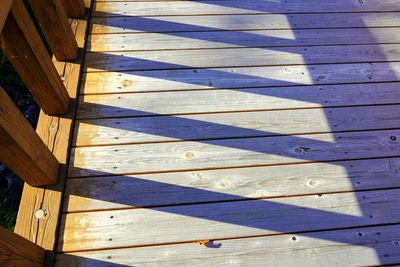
[[80, 62, 400, 94], [76, 82, 400, 119], [56, 0, 400, 265], [73, 104, 400, 146], [84, 44, 400, 72], [88, 27, 400, 52], [58, 189, 400, 251], [91, 12, 400, 34], [55, 224, 400, 267], [64, 157, 400, 212], [93, 0, 400, 17], [69, 129, 400, 177]]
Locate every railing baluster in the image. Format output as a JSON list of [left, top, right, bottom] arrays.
[[0, 0, 13, 31], [0, 86, 59, 186], [29, 0, 79, 61], [61, 0, 86, 18], [0, 0, 70, 115], [0, 227, 45, 266]]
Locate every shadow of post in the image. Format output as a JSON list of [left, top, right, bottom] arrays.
[[58, 1, 400, 265]]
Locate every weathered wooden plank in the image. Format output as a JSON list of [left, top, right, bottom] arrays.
[[91, 12, 400, 34], [0, 227, 45, 267], [74, 104, 400, 146], [80, 62, 400, 94], [77, 82, 400, 120], [29, 0, 79, 60], [14, 0, 91, 263], [88, 27, 400, 52], [0, 0, 13, 32], [69, 129, 400, 177], [84, 44, 400, 72], [0, 86, 59, 186], [58, 188, 400, 251], [1, 0, 70, 115], [93, 0, 400, 17], [64, 157, 400, 212], [55, 223, 400, 266]]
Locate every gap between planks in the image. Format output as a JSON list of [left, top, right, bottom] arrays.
[[73, 103, 400, 147], [90, 12, 400, 34], [91, 0, 400, 17], [54, 223, 400, 266], [58, 188, 400, 252], [14, 1, 93, 265], [62, 156, 400, 213], [87, 27, 400, 52], [79, 62, 400, 95]]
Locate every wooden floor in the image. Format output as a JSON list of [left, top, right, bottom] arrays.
[[54, 0, 400, 266]]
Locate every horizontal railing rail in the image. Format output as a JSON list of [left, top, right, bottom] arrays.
[[0, 0, 85, 265]]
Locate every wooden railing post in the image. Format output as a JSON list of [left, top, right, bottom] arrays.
[[29, 0, 78, 61], [61, 0, 86, 18], [0, 0, 13, 31], [0, 0, 70, 115], [0, 86, 59, 186], [0, 227, 45, 267]]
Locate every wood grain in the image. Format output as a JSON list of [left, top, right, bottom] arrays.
[[55, 224, 400, 266], [80, 62, 400, 94], [48, 0, 400, 264], [58, 188, 400, 251], [0, 86, 59, 186], [93, 0, 400, 17], [62, 0, 86, 18], [64, 157, 400, 212], [91, 12, 400, 34], [0, 227, 45, 267], [88, 27, 400, 52], [69, 129, 400, 177], [77, 82, 400, 120], [1, 0, 70, 115], [74, 104, 400, 146], [29, 0, 79, 61], [84, 44, 400, 72], [14, 1, 91, 264]]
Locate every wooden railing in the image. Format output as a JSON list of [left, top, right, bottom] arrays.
[[0, 0, 85, 265]]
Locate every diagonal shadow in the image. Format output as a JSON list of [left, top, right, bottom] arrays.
[[60, 165, 400, 267], [70, 103, 400, 176], [90, 11, 400, 34], [59, 1, 400, 265], [91, 0, 400, 17]]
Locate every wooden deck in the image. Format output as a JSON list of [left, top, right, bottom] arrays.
[[54, 0, 400, 266]]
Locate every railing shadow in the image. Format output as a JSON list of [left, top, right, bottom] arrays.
[[58, 1, 400, 265]]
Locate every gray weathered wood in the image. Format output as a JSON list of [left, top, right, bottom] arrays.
[[58, 189, 400, 251], [91, 12, 400, 34], [55, 224, 400, 266], [80, 62, 400, 94], [56, 0, 400, 263], [93, 0, 400, 17], [69, 129, 400, 177], [76, 82, 400, 120], [74, 104, 400, 145], [64, 157, 400, 212], [88, 27, 400, 52], [84, 44, 400, 72]]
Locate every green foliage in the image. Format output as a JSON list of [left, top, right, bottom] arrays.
[[0, 51, 25, 89], [0, 189, 18, 230], [0, 0, 47, 231]]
